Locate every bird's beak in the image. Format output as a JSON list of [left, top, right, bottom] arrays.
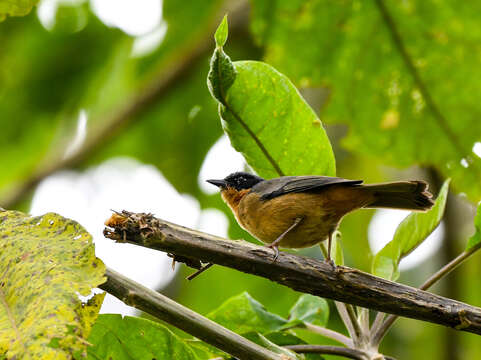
[[206, 179, 227, 189]]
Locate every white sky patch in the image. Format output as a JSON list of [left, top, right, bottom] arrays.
[[460, 158, 469, 168], [30, 157, 202, 315], [37, 0, 86, 31], [198, 135, 246, 194], [473, 142, 481, 158], [131, 21, 168, 57], [90, 0, 162, 36], [63, 109, 88, 159], [197, 209, 228, 238], [368, 209, 444, 271]]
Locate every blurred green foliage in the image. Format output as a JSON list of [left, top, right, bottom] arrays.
[[1, 0, 481, 359], [0, 0, 38, 21]]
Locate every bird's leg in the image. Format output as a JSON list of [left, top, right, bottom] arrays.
[[325, 231, 335, 267], [266, 217, 303, 262]]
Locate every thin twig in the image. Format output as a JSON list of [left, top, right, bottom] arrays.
[[335, 302, 360, 345], [103, 211, 481, 335], [186, 262, 214, 280], [345, 303, 364, 346], [371, 243, 481, 346], [319, 242, 364, 344], [304, 323, 353, 347], [100, 267, 288, 360], [284, 345, 369, 360]]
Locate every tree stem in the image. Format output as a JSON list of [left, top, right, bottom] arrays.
[[304, 322, 353, 347], [100, 267, 287, 360]]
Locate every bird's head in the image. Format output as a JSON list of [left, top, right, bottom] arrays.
[[207, 172, 264, 191]]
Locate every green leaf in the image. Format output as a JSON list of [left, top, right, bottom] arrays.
[[214, 15, 228, 47], [207, 292, 287, 334], [466, 202, 481, 251], [242, 332, 301, 360], [250, 0, 481, 201], [0, 0, 39, 21], [287, 294, 329, 328], [372, 180, 450, 280], [0, 210, 106, 359], [209, 59, 336, 178], [207, 42, 236, 105], [208, 17, 335, 178], [85, 314, 198, 360]]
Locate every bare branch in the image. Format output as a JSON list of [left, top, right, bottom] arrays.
[[304, 323, 353, 348], [103, 211, 481, 336], [100, 267, 288, 360], [285, 345, 369, 360]]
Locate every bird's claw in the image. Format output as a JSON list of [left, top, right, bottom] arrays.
[[265, 244, 279, 262], [324, 258, 336, 269]]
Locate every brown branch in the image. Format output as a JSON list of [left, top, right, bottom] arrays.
[[285, 345, 369, 360], [100, 267, 288, 360], [0, 1, 249, 209], [103, 211, 481, 336], [370, 242, 481, 346]]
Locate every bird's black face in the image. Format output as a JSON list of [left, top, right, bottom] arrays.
[[207, 172, 264, 191]]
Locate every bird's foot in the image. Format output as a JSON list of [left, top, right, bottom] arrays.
[[265, 244, 280, 262], [324, 258, 336, 269]]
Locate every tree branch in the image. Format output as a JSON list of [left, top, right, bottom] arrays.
[[100, 267, 288, 360], [370, 242, 481, 346], [285, 345, 385, 360], [103, 211, 481, 336]]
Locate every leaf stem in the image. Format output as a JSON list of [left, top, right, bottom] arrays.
[[371, 242, 481, 346], [100, 267, 287, 360]]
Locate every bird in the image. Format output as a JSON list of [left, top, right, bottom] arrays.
[[207, 172, 434, 263]]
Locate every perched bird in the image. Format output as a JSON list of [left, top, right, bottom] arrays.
[[207, 172, 434, 263]]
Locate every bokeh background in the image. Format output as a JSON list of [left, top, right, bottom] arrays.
[[1, 0, 481, 358]]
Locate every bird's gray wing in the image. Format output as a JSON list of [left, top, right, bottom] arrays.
[[252, 176, 363, 200]]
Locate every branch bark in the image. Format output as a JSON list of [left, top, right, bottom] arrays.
[[100, 267, 288, 360], [103, 211, 481, 336]]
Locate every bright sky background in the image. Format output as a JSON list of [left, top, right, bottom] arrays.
[[33, 0, 449, 314]]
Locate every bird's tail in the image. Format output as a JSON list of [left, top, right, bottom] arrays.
[[362, 181, 434, 211]]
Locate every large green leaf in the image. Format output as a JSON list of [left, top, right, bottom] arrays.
[[84, 314, 198, 360], [0, 0, 38, 21], [208, 17, 335, 178], [0, 210, 105, 359], [466, 203, 481, 251], [372, 180, 450, 280], [207, 292, 287, 334], [287, 294, 329, 328], [250, 0, 481, 201]]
